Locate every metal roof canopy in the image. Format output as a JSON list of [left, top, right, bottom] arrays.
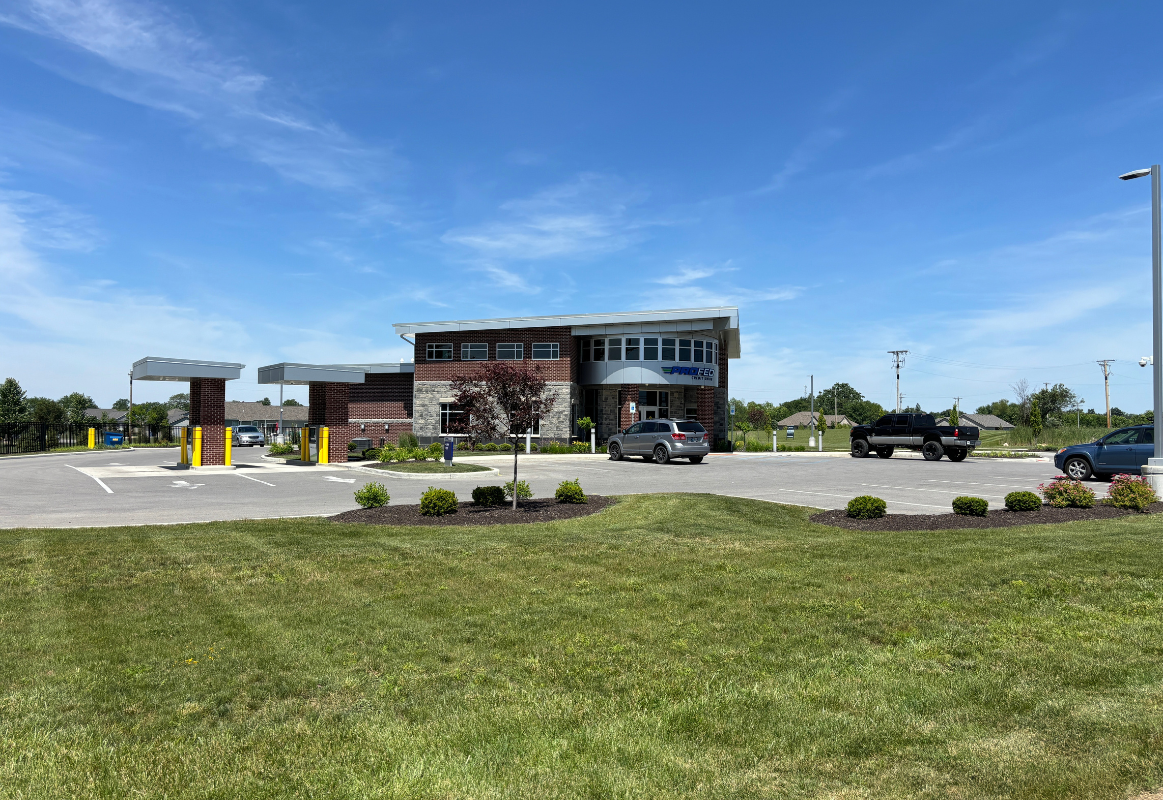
[[132, 357, 244, 382], [392, 307, 741, 358], [257, 362, 415, 385]]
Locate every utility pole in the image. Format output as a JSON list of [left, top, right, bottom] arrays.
[[127, 370, 133, 445], [953, 396, 962, 423], [888, 351, 908, 413], [809, 375, 815, 448], [1097, 360, 1115, 429]]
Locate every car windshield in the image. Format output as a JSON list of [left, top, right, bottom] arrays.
[[676, 422, 705, 433], [237, 426, 259, 433]]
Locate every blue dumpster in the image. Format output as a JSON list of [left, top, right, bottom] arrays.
[[443, 438, 454, 463], [104, 432, 124, 447]]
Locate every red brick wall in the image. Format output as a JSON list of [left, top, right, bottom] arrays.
[[414, 327, 575, 382], [349, 372, 413, 422], [619, 385, 639, 430], [697, 387, 715, 442], [189, 378, 226, 466], [309, 382, 352, 463]]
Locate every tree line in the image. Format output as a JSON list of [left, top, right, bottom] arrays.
[[728, 383, 888, 432]]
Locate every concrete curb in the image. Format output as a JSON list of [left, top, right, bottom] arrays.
[[0, 447, 146, 461], [344, 463, 502, 480]]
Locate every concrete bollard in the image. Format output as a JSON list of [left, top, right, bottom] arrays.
[[591, 429, 596, 454], [1144, 458, 1163, 496]]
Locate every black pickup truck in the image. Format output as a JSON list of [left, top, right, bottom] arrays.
[[849, 413, 980, 462]]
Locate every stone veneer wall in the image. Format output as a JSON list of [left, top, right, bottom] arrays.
[[413, 380, 575, 444]]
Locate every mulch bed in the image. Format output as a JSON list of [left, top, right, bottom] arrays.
[[330, 495, 614, 527], [812, 502, 1163, 531]]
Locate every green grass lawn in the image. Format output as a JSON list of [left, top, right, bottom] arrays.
[[738, 428, 852, 451], [369, 461, 493, 473], [3, 495, 1163, 798]]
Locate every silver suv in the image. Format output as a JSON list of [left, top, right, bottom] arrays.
[[608, 419, 709, 464]]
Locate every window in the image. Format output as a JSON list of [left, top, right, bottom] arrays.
[[641, 391, 657, 406], [532, 343, 559, 360], [662, 338, 676, 361], [707, 341, 717, 363], [625, 337, 640, 360], [461, 343, 487, 360], [694, 340, 704, 363], [875, 416, 892, 427], [624, 422, 642, 435], [1141, 428, 1154, 444], [677, 421, 706, 433], [643, 337, 659, 360], [580, 339, 591, 362], [658, 391, 669, 420], [1104, 428, 1139, 445], [678, 339, 692, 361], [497, 343, 523, 360], [592, 338, 605, 361], [440, 403, 464, 434], [608, 338, 622, 360], [685, 408, 698, 421], [426, 342, 453, 361]]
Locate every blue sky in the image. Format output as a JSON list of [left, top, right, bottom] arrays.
[[1, 1, 1160, 412]]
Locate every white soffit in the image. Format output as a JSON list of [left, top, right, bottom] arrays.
[[132, 357, 244, 382]]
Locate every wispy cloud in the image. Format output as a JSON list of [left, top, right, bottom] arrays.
[[0, 189, 101, 252], [752, 128, 844, 195], [655, 264, 727, 286], [442, 172, 660, 261], [861, 115, 996, 180], [0, 0, 394, 191]]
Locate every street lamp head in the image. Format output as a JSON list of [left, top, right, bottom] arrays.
[[1119, 168, 1152, 180]]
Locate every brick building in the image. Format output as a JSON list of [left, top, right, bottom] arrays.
[[392, 307, 740, 445]]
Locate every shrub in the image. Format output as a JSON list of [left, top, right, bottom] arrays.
[[484, 442, 499, 452], [456, 440, 472, 450], [499, 443, 513, 452], [348, 441, 358, 452], [397, 431, 419, 449], [426, 442, 444, 460], [471, 485, 505, 506], [363, 448, 380, 460], [354, 482, 389, 509], [1005, 491, 1041, 512], [952, 496, 988, 516], [1039, 476, 1095, 508], [1106, 473, 1158, 511], [572, 441, 590, 453], [504, 479, 533, 501], [377, 446, 396, 463], [268, 442, 293, 456], [419, 486, 458, 516], [555, 478, 586, 504], [847, 495, 886, 519], [1004, 488, 1042, 511]]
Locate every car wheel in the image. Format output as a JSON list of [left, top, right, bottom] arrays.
[[689, 456, 703, 464], [1064, 456, 1092, 481], [608, 442, 622, 461], [947, 448, 968, 462], [876, 447, 894, 459], [654, 445, 670, 464], [850, 439, 870, 458], [922, 441, 944, 461]]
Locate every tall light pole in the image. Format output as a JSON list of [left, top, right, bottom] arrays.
[[1120, 166, 1163, 480], [888, 350, 908, 413]]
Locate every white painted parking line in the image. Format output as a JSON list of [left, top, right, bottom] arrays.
[[861, 482, 1007, 498], [925, 479, 1039, 490], [237, 473, 276, 487], [170, 480, 204, 490], [324, 476, 355, 483], [65, 464, 113, 494]]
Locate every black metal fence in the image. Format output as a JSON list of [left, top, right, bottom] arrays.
[[0, 422, 187, 455]]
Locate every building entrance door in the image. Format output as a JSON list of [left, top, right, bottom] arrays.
[[639, 391, 669, 420]]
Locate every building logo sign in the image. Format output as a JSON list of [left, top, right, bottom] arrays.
[[662, 366, 716, 381]]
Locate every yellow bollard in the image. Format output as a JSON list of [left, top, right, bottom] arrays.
[[192, 426, 202, 467], [224, 427, 232, 466], [180, 427, 189, 465], [319, 427, 329, 464], [301, 428, 309, 462], [87, 427, 95, 449]]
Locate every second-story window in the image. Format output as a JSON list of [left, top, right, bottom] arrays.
[[426, 343, 453, 361], [694, 340, 704, 363], [461, 343, 488, 360], [643, 337, 659, 360], [661, 338, 676, 361], [678, 339, 692, 362], [592, 339, 605, 361], [625, 338, 640, 360], [580, 339, 591, 362], [497, 343, 524, 360], [532, 343, 559, 360], [607, 338, 622, 360]]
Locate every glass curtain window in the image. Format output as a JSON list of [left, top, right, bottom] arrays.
[[592, 339, 605, 361], [426, 343, 453, 360], [461, 343, 487, 360], [625, 338, 640, 360], [678, 339, 692, 362], [659, 390, 669, 419], [440, 403, 464, 434], [608, 338, 622, 360], [497, 343, 524, 360], [643, 337, 659, 360], [661, 338, 676, 361], [641, 391, 657, 406], [532, 343, 560, 360], [694, 341, 704, 363]]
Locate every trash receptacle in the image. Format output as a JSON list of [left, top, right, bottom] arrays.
[[443, 438, 454, 463], [104, 432, 124, 447]]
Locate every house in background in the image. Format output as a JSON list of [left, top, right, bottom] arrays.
[[224, 402, 310, 428], [775, 411, 854, 428], [935, 412, 1014, 430]]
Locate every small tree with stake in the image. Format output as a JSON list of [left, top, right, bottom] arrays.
[[450, 361, 557, 510], [1029, 398, 1043, 445]]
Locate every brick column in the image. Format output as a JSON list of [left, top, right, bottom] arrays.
[[697, 386, 716, 445], [618, 384, 639, 430], [189, 377, 226, 466], [309, 382, 352, 463]]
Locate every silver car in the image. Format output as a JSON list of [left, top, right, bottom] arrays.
[[232, 425, 266, 447], [608, 419, 709, 464]]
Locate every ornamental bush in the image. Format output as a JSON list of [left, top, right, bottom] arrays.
[[268, 442, 293, 456], [1106, 473, 1158, 511], [419, 486, 458, 516], [377, 446, 396, 463], [504, 479, 533, 501], [397, 431, 419, 450], [846, 495, 886, 519], [555, 478, 586, 504], [426, 442, 443, 460], [952, 496, 988, 516], [354, 482, 389, 509], [499, 443, 513, 452], [1039, 476, 1095, 508], [483, 442, 499, 452], [1005, 491, 1041, 512], [471, 485, 505, 506]]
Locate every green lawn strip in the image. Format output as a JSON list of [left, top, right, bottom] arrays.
[[366, 461, 492, 473], [2, 495, 1162, 798]]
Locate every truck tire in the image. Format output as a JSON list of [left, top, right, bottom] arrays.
[[922, 440, 944, 461], [948, 448, 968, 462], [608, 442, 622, 461], [851, 439, 870, 458], [876, 447, 894, 459], [1064, 456, 1092, 481]]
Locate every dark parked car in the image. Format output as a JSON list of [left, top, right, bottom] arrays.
[[608, 419, 709, 464], [1054, 425, 1154, 480], [849, 413, 979, 461]]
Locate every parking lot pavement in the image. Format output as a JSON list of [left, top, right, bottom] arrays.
[[0, 446, 1063, 529]]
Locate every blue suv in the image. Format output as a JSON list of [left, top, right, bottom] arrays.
[[1053, 425, 1154, 480]]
